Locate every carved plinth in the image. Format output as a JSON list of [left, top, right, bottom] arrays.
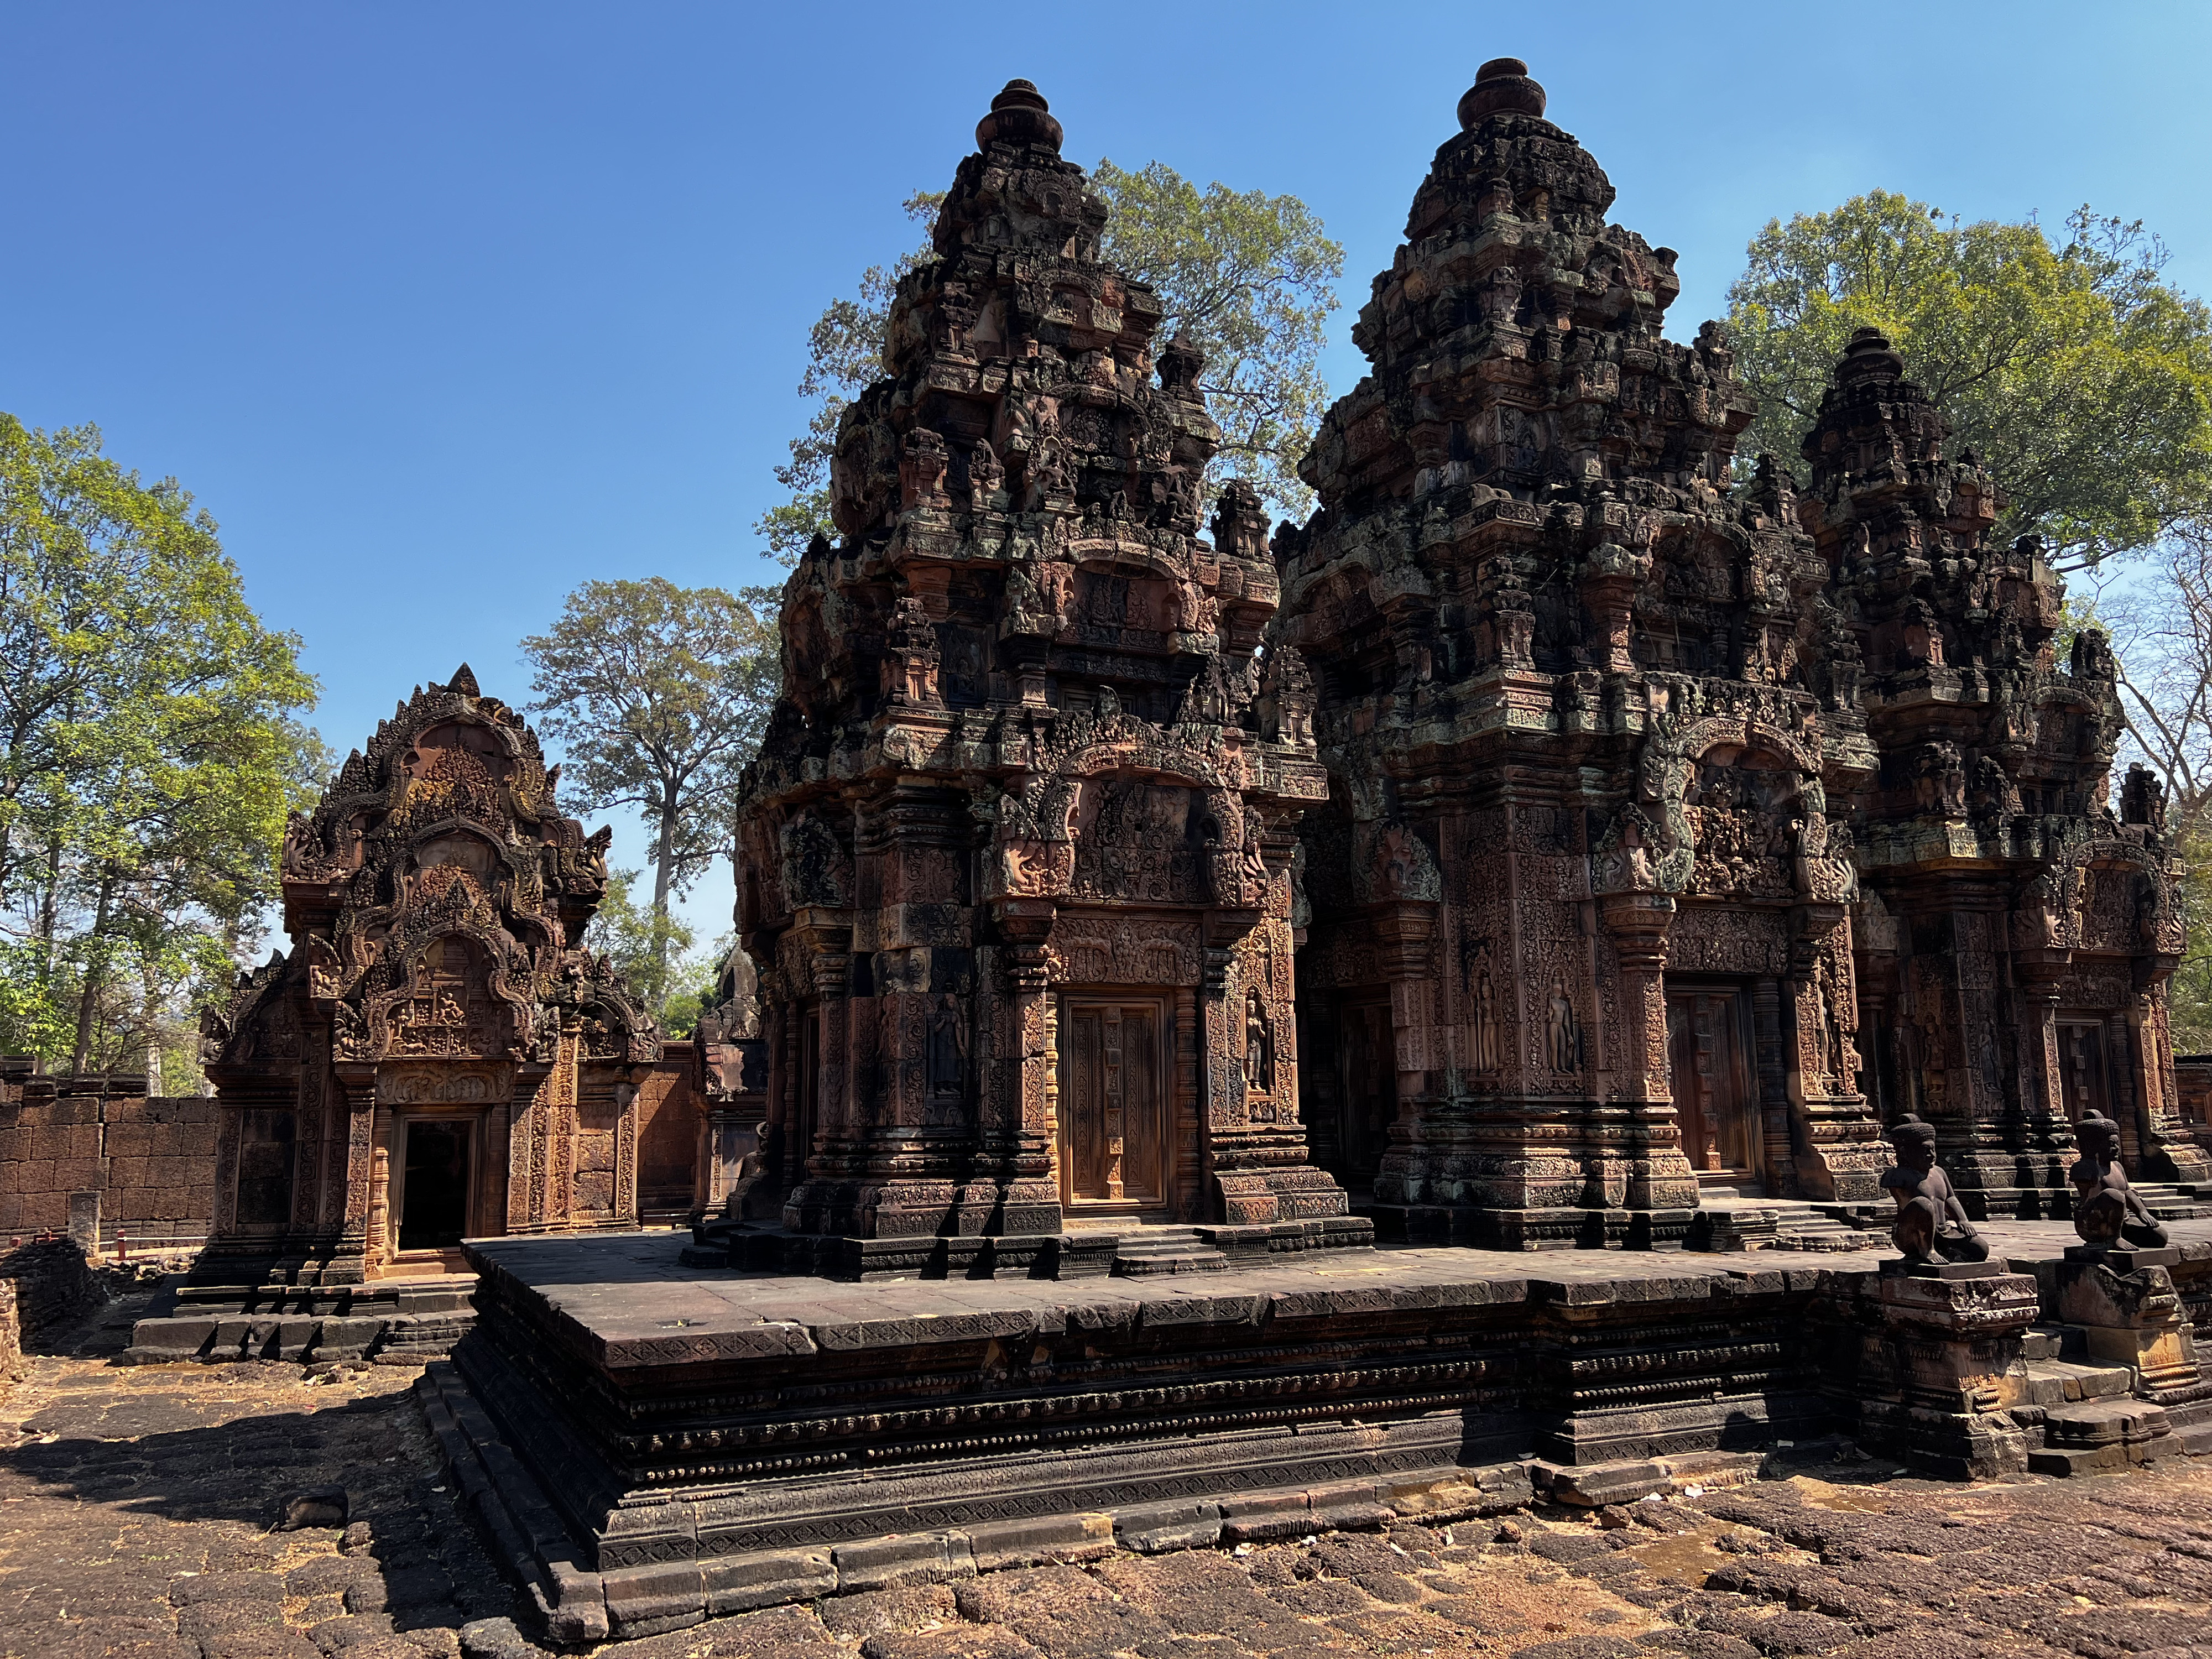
[[1857, 1261, 2039, 1480], [2052, 1249, 2212, 1408]]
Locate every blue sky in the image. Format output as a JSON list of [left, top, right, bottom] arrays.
[[6, 2, 2208, 945]]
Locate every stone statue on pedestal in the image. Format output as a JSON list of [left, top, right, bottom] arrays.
[[1881, 1113, 1989, 1267], [2070, 1110, 2169, 1251]]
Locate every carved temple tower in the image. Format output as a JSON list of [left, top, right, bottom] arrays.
[[733, 81, 1356, 1276], [1277, 59, 1885, 1246], [196, 667, 667, 1285], [1805, 328, 2210, 1214]]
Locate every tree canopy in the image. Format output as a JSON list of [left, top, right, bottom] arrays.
[[520, 578, 776, 995], [756, 165, 1342, 564], [0, 414, 325, 1081], [1725, 192, 2212, 570]]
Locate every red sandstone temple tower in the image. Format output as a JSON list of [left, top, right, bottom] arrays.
[[195, 667, 669, 1285], [732, 81, 1357, 1277], [1277, 60, 1884, 1246], [1803, 330, 2209, 1214], [1280, 59, 2198, 1245]]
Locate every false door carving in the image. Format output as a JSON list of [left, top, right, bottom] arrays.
[[1666, 988, 1761, 1181], [1057, 994, 1171, 1214]]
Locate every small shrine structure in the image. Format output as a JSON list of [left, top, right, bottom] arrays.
[[1277, 58, 2200, 1245], [195, 666, 682, 1284]]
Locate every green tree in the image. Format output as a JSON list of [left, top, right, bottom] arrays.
[[2103, 529, 2212, 1047], [1092, 159, 1342, 519], [521, 578, 778, 990], [755, 191, 944, 566], [756, 166, 1342, 562], [0, 414, 325, 1078], [1726, 192, 2212, 570], [583, 867, 698, 1020]]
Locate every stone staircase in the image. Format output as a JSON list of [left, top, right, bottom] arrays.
[[371, 1311, 477, 1365], [1687, 1194, 1884, 1253], [1110, 1227, 1229, 1277], [2130, 1182, 2212, 1221], [2013, 1324, 2212, 1474]]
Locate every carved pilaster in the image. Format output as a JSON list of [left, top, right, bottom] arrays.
[[1599, 893, 1696, 1215]]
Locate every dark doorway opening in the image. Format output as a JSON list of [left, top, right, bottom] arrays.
[[399, 1120, 471, 1249], [1334, 995, 1397, 1189]]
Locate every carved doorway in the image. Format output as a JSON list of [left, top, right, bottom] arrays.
[[1056, 993, 1172, 1216], [1334, 995, 1397, 1190], [396, 1118, 473, 1249], [2057, 1019, 2113, 1123], [1666, 988, 1761, 1186]]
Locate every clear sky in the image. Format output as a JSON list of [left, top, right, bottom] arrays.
[[6, 1, 2208, 946]]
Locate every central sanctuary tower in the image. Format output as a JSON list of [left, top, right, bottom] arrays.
[[733, 81, 1357, 1277]]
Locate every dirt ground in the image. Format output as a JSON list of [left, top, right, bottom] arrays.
[[7, 1287, 2212, 1659]]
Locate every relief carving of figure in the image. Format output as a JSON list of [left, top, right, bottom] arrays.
[[1547, 978, 1581, 1074], [926, 994, 967, 1099], [779, 811, 848, 908], [1470, 949, 1501, 1073], [967, 439, 1004, 513], [2014, 871, 2065, 951], [1243, 988, 1274, 1094]]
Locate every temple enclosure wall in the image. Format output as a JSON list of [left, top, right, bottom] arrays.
[[0, 1061, 217, 1244]]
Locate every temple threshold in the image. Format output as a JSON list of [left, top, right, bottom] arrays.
[[425, 1220, 2212, 1645]]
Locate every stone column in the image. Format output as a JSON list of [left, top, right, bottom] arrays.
[[1599, 892, 1697, 1238], [2012, 951, 2074, 1213], [330, 1063, 377, 1285], [2126, 985, 2212, 1183], [1752, 977, 1796, 1194], [1786, 903, 1883, 1202], [780, 915, 850, 1236], [367, 1101, 395, 1267], [973, 896, 1060, 1274]]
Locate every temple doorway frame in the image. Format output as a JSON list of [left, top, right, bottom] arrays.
[[1052, 988, 1178, 1221]]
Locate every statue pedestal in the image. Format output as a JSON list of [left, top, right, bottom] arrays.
[[1857, 1259, 2039, 1480], [2053, 1246, 2210, 1405]]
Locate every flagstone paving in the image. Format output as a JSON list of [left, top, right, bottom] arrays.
[[9, 1285, 2212, 1658]]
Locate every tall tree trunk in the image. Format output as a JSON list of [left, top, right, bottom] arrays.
[[70, 872, 115, 1076], [37, 832, 61, 967], [649, 798, 679, 1011]]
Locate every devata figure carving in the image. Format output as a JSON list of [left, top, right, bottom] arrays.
[[2071, 1110, 2169, 1251], [1244, 988, 1275, 1095], [1881, 1114, 1989, 1266]]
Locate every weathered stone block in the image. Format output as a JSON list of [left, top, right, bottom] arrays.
[[1113, 1502, 1221, 1554], [966, 1513, 1115, 1571], [701, 1547, 836, 1614], [830, 1532, 974, 1593], [1217, 1490, 1310, 1544], [1537, 1460, 1668, 1508], [599, 1561, 705, 1635]]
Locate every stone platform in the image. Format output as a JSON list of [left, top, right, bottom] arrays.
[[413, 1220, 2212, 1644]]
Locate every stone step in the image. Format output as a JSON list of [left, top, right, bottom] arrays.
[[1111, 1228, 1229, 1277], [2131, 1183, 2212, 1220], [2026, 1397, 2175, 1476], [1687, 1198, 1881, 1253], [2020, 1355, 2135, 1406]]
